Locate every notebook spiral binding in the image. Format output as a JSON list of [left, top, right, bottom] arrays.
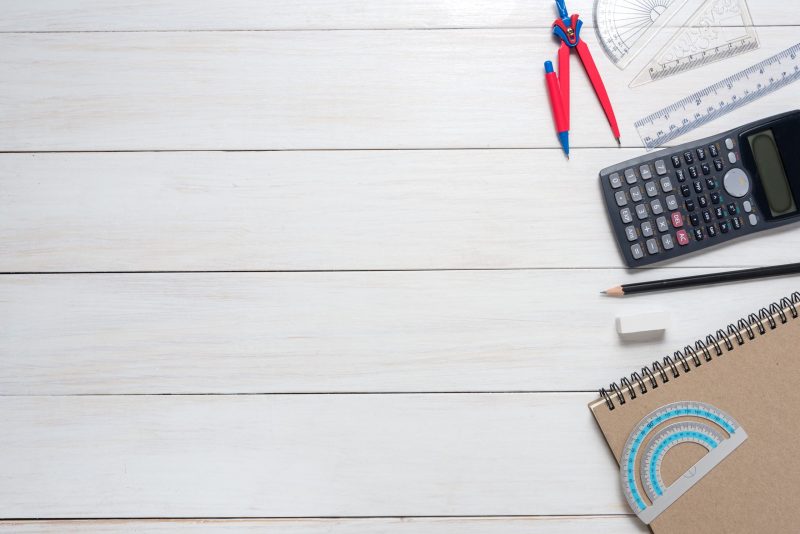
[[599, 292, 800, 411]]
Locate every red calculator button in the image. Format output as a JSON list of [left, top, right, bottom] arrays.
[[671, 212, 684, 228], [676, 230, 690, 246]]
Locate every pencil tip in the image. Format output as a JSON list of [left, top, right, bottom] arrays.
[[616, 137, 621, 146]]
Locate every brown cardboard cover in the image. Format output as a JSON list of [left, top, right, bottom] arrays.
[[590, 315, 800, 534]]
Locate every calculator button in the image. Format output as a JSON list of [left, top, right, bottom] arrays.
[[665, 195, 679, 211], [662, 234, 675, 250], [681, 185, 691, 198], [656, 216, 669, 233], [728, 152, 737, 164], [609, 173, 623, 189], [685, 199, 696, 212], [705, 178, 716, 190], [615, 191, 628, 207], [646, 239, 659, 255], [702, 210, 712, 223], [715, 207, 726, 219], [698, 195, 709, 208], [677, 230, 690, 246], [728, 203, 738, 215], [684, 151, 695, 164], [720, 221, 731, 234], [671, 155, 682, 168], [641, 221, 654, 238], [651, 199, 664, 215], [714, 159, 724, 172], [688, 166, 699, 179], [732, 217, 742, 230], [630, 186, 643, 202], [711, 192, 721, 205], [697, 147, 706, 161], [636, 204, 649, 220], [701, 163, 711, 175], [693, 181, 703, 194], [640, 165, 653, 180], [725, 138, 734, 150], [690, 214, 700, 226], [660, 177, 674, 193], [693, 228, 704, 241], [671, 212, 684, 228], [676, 169, 686, 182], [625, 225, 638, 242], [620, 207, 633, 224], [743, 200, 753, 213], [645, 181, 659, 198], [707, 225, 718, 238], [709, 144, 719, 158], [655, 160, 668, 176], [624, 168, 637, 184], [631, 243, 645, 260], [749, 214, 759, 226], [724, 168, 750, 198]]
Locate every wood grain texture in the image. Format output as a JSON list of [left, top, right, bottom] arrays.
[[0, 394, 627, 518], [4, 151, 800, 273], [1, 29, 797, 152], [2, 272, 796, 395], [0, 0, 793, 31], [0, 517, 648, 533]]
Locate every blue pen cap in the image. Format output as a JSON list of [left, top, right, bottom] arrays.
[[545, 61, 554, 74]]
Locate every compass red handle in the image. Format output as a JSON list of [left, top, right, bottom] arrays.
[[576, 40, 620, 141]]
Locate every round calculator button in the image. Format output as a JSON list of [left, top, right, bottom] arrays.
[[723, 168, 750, 198]]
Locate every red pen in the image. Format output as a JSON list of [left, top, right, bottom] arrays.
[[545, 60, 569, 158]]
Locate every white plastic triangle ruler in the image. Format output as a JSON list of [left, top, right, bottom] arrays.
[[595, 0, 691, 69], [630, 0, 759, 87], [635, 43, 800, 149]]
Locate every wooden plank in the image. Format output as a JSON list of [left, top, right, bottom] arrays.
[[0, 0, 793, 31], [2, 271, 796, 395], [0, 29, 797, 151], [0, 394, 627, 518], [4, 151, 800, 272], [0, 517, 648, 533]]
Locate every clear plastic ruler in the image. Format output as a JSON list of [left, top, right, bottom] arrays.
[[635, 43, 800, 150], [595, 0, 691, 69], [630, 0, 759, 87]]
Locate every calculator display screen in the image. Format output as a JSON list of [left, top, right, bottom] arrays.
[[747, 129, 797, 217]]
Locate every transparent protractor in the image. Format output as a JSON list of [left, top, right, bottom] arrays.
[[594, 0, 690, 69]]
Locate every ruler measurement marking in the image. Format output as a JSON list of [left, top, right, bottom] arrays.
[[636, 44, 800, 149]]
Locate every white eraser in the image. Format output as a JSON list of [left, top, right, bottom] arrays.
[[616, 311, 671, 340]]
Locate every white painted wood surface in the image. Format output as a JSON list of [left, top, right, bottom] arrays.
[[1, 29, 798, 152], [0, 394, 624, 517], [0, 517, 647, 534], [2, 0, 798, 531], [0, 0, 794, 31], [1, 272, 795, 394], [3, 151, 800, 272]]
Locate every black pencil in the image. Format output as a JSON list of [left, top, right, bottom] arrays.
[[603, 262, 800, 297]]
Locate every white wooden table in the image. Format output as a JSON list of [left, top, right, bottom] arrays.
[[2, 1, 798, 532]]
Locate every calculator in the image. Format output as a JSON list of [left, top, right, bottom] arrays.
[[600, 110, 800, 267]]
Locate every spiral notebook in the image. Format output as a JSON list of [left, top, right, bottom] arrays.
[[589, 292, 800, 534]]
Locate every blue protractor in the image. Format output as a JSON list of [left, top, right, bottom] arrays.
[[639, 421, 723, 503], [619, 401, 747, 524]]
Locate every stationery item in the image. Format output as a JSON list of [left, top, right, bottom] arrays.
[[616, 311, 670, 341], [600, 111, 800, 267], [634, 43, 800, 150], [594, 0, 691, 69], [590, 292, 800, 531], [546, 0, 621, 152], [545, 61, 570, 157], [605, 262, 800, 297], [630, 0, 759, 88]]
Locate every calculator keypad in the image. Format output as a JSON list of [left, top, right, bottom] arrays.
[[602, 139, 758, 265]]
